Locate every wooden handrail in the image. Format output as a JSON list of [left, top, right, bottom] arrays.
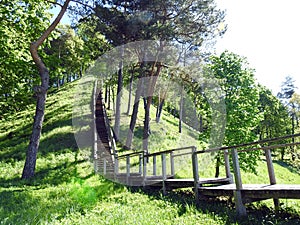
[[195, 133, 300, 155], [146, 146, 196, 157], [237, 142, 300, 153], [117, 151, 144, 159]]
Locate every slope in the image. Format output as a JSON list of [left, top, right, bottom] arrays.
[[0, 78, 299, 224]]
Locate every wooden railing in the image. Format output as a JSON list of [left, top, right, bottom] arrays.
[[93, 84, 300, 216], [93, 80, 117, 175], [115, 146, 195, 189], [192, 133, 300, 216]]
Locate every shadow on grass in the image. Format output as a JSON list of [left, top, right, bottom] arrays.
[[127, 187, 300, 225], [38, 132, 78, 156], [273, 160, 300, 175], [0, 174, 123, 224]]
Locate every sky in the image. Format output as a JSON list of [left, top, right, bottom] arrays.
[[215, 0, 300, 94]]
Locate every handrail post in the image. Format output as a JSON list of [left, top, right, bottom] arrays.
[[191, 146, 199, 205], [143, 150, 147, 186], [231, 149, 247, 217], [162, 153, 167, 195], [265, 148, 280, 210], [139, 153, 142, 174], [93, 81, 98, 173], [170, 151, 175, 177], [153, 155, 157, 176], [126, 156, 130, 185], [115, 157, 119, 175], [224, 150, 233, 183]]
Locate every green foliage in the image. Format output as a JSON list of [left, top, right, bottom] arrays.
[[258, 85, 291, 140], [208, 51, 262, 173], [86, 0, 225, 48], [0, 0, 51, 115]]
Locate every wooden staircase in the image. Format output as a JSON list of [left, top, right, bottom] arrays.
[[94, 90, 115, 178]]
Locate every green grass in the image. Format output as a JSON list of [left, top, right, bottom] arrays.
[[0, 77, 300, 224]]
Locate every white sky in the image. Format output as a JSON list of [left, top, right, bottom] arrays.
[[215, 0, 300, 94]]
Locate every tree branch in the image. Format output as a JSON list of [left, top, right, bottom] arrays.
[[70, 0, 94, 11], [30, 0, 71, 74], [45, 0, 64, 8], [33, 0, 71, 49]]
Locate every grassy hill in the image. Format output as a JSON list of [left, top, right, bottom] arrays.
[[0, 78, 300, 224]]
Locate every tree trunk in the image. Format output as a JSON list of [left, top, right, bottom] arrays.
[[22, 79, 48, 179], [104, 84, 108, 104], [126, 71, 134, 115], [125, 76, 144, 149], [108, 85, 111, 109], [114, 58, 123, 141], [22, 0, 71, 179], [112, 85, 116, 113], [179, 85, 184, 133], [56, 77, 60, 89], [215, 154, 221, 178], [155, 90, 160, 119], [199, 114, 203, 132], [292, 114, 296, 161], [143, 66, 161, 153], [156, 98, 165, 123]]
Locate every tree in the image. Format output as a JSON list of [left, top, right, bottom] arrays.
[[277, 76, 296, 103], [277, 76, 298, 160], [208, 51, 262, 176], [257, 85, 291, 159], [258, 85, 290, 139], [86, 0, 225, 152], [0, 0, 51, 115], [22, 0, 71, 179]]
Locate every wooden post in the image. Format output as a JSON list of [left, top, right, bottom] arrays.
[[265, 149, 280, 210], [143, 151, 147, 186], [126, 156, 130, 185], [139, 153, 142, 174], [93, 81, 98, 173], [162, 153, 167, 195], [170, 152, 175, 177], [153, 155, 157, 176], [114, 157, 119, 181], [231, 149, 247, 217], [192, 146, 200, 205], [115, 157, 119, 174], [224, 150, 233, 183]]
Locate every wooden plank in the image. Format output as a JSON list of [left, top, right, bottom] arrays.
[[144, 177, 231, 189], [199, 184, 300, 200], [162, 153, 167, 194]]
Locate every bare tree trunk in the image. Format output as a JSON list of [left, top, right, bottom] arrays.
[[126, 70, 134, 115], [57, 77, 60, 89], [125, 76, 144, 149], [215, 154, 221, 178], [156, 99, 165, 123], [108, 85, 111, 109], [114, 57, 123, 141], [199, 114, 203, 132], [292, 113, 296, 161], [143, 66, 161, 153], [22, 0, 71, 179], [179, 85, 184, 133], [104, 84, 108, 104]]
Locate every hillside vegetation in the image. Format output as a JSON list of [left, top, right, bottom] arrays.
[[0, 79, 300, 225]]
